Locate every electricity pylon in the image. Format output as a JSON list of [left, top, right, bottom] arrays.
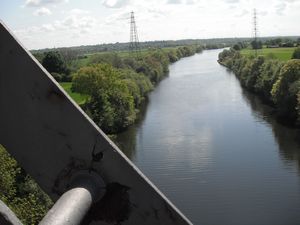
[[129, 11, 141, 59]]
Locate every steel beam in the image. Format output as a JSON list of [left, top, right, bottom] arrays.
[[40, 172, 105, 225], [0, 20, 192, 225]]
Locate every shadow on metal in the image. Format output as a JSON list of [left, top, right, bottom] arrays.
[[0, 21, 193, 225]]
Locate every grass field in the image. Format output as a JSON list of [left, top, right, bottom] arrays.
[[240, 47, 296, 61], [59, 82, 88, 105]]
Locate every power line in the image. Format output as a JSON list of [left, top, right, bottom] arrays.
[[129, 11, 141, 59], [253, 8, 258, 57]]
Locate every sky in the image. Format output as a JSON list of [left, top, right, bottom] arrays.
[[0, 0, 299, 50]]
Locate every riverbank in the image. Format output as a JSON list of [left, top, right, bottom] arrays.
[[218, 48, 300, 126], [115, 49, 300, 225], [69, 45, 204, 134]]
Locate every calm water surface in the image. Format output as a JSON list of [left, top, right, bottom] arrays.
[[116, 49, 300, 225]]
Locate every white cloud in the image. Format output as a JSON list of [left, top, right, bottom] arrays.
[[25, 0, 40, 7], [275, 2, 287, 15], [25, 0, 68, 7], [235, 9, 249, 17], [10, 0, 300, 49], [68, 9, 89, 15], [167, 0, 183, 4], [224, 0, 240, 3], [102, 0, 130, 8], [15, 8, 97, 43], [258, 10, 268, 16], [33, 7, 52, 16], [41, 24, 55, 31]]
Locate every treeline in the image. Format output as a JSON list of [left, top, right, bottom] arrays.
[[35, 46, 203, 133], [0, 145, 52, 224], [72, 45, 203, 133], [218, 48, 300, 125], [0, 45, 202, 224], [31, 37, 235, 57], [264, 37, 300, 48]]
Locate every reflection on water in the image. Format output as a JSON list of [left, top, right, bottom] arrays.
[[116, 50, 300, 225], [241, 89, 300, 171]]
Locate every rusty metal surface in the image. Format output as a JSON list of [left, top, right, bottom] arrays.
[[0, 21, 193, 225]]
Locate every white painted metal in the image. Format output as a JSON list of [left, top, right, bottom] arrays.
[[0, 200, 23, 225], [0, 21, 193, 225]]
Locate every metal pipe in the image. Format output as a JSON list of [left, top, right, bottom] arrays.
[[0, 200, 23, 225], [39, 172, 105, 225]]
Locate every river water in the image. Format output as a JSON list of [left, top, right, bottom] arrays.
[[116, 49, 300, 225]]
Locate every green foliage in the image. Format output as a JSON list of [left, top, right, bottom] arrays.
[[71, 45, 198, 133], [297, 92, 300, 123], [118, 69, 153, 107], [243, 56, 265, 89], [219, 49, 300, 124], [292, 47, 300, 59], [42, 51, 71, 82], [241, 47, 296, 61], [73, 64, 136, 133], [0, 145, 19, 203], [251, 40, 263, 49], [271, 60, 300, 120], [89, 53, 124, 68], [10, 193, 49, 225], [255, 60, 283, 100], [0, 145, 52, 225], [233, 44, 241, 51], [59, 82, 89, 105]]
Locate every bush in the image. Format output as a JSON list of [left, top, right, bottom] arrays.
[[219, 49, 300, 124], [72, 64, 136, 133], [255, 60, 283, 100], [0, 145, 52, 225], [271, 60, 300, 120], [292, 47, 300, 59]]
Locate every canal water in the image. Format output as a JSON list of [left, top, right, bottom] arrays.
[[116, 49, 300, 225]]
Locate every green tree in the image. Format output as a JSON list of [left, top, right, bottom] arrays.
[[72, 64, 136, 133], [255, 60, 283, 100], [251, 40, 262, 49], [271, 60, 300, 120], [292, 47, 300, 59], [232, 44, 241, 51], [42, 51, 70, 81]]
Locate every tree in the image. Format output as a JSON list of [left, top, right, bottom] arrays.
[[42, 51, 70, 81], [251, 40, 262, 49], [271, 59, 300, 120], [232, 44, 241, 51], [72, 64, 136, 133], [292, 47, 300, 59]]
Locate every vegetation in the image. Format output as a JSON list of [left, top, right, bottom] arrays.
[[0, 45, 203, 224], [42, 51, 71, 82], [0, 145, 52, 224], [72, 45, 202, 133], [292, 47, 300, 59], [219, 48, 300, 124], [59, 82, 88, 105], [241, 47, 296, 61], [72, 64, 137, 133], [251, 40, 263, 50]]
